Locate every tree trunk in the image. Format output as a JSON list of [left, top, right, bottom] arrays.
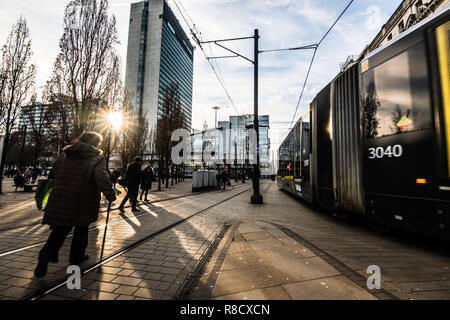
[[0, 130, 11, 194]]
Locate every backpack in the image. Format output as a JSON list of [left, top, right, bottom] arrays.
[[35, 179, 54, 211]]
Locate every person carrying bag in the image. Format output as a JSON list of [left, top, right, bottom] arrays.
[[34, 132, 116, 278]]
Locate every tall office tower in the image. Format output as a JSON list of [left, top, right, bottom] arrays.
[[125, 0, 194, 136]]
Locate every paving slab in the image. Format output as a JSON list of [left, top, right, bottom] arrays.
[[3, 181, 450, 300], [283, 276, 377, 300]]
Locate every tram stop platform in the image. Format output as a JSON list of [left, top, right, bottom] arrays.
[[189, 221, 377, 300]]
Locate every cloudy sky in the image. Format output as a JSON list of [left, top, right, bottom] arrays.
[[0, 0, 401, 151]]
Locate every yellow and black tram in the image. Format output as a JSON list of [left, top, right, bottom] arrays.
[[278, 5, 450, 240]]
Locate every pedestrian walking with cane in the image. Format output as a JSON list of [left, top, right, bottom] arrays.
[[34, 132, 116, 278]]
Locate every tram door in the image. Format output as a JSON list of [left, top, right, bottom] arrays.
[[434, 20, 450, 187], [311, 84, 335, 211]]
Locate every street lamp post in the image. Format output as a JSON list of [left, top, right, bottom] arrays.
[[105, 123, 112, 171], [20, 125, 27, 170], [200, 29, 263, 204], [198, 30, 316, 204], [251, 29, 263, 204], [106, 111, 123, 171]]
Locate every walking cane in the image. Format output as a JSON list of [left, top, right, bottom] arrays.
[[98, 201, 112, 273]]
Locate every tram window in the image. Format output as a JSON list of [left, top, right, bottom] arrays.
[[361, 42, 432, 139]]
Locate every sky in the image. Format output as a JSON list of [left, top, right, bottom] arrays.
[[0, 0, 402, 153]]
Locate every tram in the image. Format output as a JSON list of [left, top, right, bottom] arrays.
[[278, 5, 450, 240]]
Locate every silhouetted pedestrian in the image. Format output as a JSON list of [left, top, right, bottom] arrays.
[[34, 132, 116, 278], [119, 157, 142, 213], [111, 168, 121, 189], [13, 171, 25, 191], [221, 169, 229, 190], [216, 170, 222, 190], [32, 166, 41, 183], [140, 165, 154, 201]]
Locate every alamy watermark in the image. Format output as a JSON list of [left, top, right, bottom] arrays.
[[67, 265, 81, 290], [366, 265, 381, 290], [366, 4, 382, 30]]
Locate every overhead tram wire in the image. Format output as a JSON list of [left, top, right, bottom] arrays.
[[171, 0, 240, 116], [288, 0, 355, 130], [173, 0, 240, 116]]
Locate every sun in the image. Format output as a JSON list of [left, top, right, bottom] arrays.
[[109, 111, 123, 131]]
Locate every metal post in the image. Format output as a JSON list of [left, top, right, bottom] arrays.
[[105, 125, 112, 171], [234, 140, 238, 183], [20, 125, 27, 171], [251, 29, 263, 204]]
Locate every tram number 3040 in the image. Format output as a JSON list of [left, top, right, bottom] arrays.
[[368, 145, 403, 159]]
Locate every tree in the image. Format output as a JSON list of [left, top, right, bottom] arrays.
[[46, 0, 121, 138], [0, 17, 36, 194], [155, 82, 185, 188], [20, 95, 56, 165], [361, 81, 380, 140], [43, 94, 75, 155]]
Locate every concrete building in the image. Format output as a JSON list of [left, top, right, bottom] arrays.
[[368, 0, 449, 52], [125, 0, 194, 135], [339, 0, 448, 72]]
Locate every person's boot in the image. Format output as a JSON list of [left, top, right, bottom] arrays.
[[34, 258, 49, 278], [132, 207, 140, 212]]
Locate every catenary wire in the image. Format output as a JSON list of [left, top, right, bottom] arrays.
[[171, 0, 240, 116], [288, 0, 355, 130]]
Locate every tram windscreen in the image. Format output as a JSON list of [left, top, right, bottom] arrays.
[[360, 42, 432, 139]]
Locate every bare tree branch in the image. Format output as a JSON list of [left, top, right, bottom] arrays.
[[0, 16, 36, 194]]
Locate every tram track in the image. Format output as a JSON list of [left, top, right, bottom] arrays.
[[0, 187, 219, 234], [20, 185, 254, 300], [0, 185, 243, 257]]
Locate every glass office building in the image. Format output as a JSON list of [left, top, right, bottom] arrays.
[[216, 115, 271, 171], [125, 0, 194, 135]]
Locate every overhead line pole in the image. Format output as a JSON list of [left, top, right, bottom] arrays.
[[202, 30, 323, 205], [201, 30, 263, 204]]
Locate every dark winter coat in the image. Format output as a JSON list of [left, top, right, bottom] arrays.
[[125, 162, 142, 189], [43, 142, 116, 227], [141, 169, 154, 190], [221, 171, 229, 183]]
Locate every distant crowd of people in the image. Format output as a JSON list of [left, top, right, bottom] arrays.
[[215, 168, 251, 190], [114, 157, 156, 213], [4, 166, 48, 191]]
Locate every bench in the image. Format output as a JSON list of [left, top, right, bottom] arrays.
[[13, 184, 38, 192]]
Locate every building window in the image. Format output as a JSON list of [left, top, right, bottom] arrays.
[[398, 20, 405, 33]]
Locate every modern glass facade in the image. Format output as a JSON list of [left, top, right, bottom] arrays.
[[125, 0, 194, 137], [217, 115, 270, 168], [159, 3, 194, 128]]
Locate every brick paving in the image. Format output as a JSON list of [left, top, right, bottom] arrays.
[[0, 181, 249, 299], [1, 180, 450, 300]]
